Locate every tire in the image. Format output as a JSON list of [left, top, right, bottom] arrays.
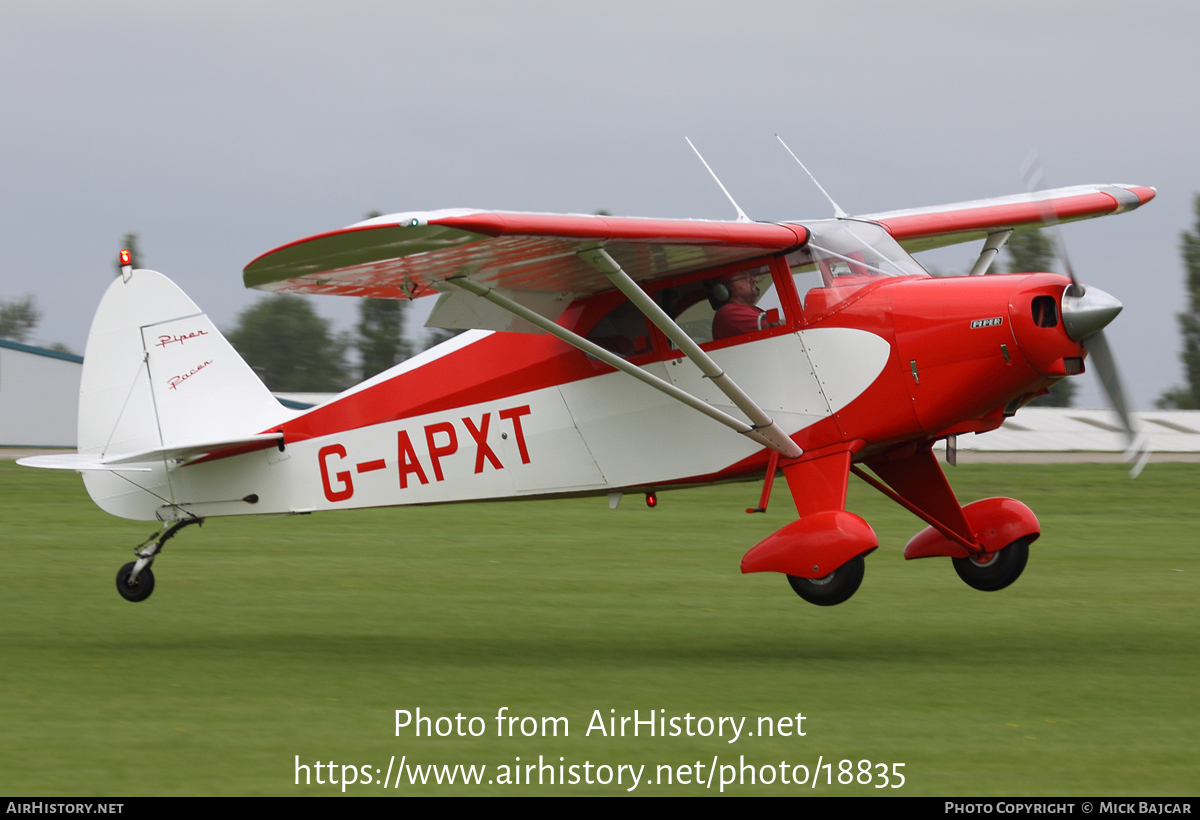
[[952, 537, 1030, 592], [116, 561, 155, 602], [787, 555, 865, 606]]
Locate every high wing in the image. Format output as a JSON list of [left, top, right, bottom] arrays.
[[243, 184, 1154, 302], [240, 184, 1152, 460], [244, 210, 807, 304], [859, 184, 1156, 254]]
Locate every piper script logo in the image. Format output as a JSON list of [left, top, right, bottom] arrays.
[[155, 329, 209, 347], [970, 317, 1003, 328]]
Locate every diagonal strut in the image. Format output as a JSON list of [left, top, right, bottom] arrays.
[[445, 277, 800, 457], [577, 248, 803, 459]]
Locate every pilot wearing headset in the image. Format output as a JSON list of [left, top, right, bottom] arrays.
[[712, 270, 775, 340]]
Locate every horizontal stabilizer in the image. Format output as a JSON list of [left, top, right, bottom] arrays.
[[17, 454, 152, 472], [18, 433, 284, 472]]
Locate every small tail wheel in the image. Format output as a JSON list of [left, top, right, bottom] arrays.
[[952, 537, 1030, 591], [787, 555, 865, 606], [116, 562, 156, 602]]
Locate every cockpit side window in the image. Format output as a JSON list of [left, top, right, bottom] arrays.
[[654, 264, 782, 346]]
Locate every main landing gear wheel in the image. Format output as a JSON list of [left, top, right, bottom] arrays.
[[953, 537, 1030, 592], [116, 561, 156, 602], [787, 555, 866, 606]]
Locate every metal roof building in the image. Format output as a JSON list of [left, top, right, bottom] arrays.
[[0, 339, 82, 448], [951, 408, 1200, 454]]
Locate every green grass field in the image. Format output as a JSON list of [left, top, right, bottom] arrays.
[[0, 460, 1196, 795]]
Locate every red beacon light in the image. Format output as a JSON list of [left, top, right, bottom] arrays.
[[118, 249, 133, 281], [645, 492, 657, 508]]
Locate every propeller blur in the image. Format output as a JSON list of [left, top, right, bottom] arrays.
[[1022, 151, 1148, 474]]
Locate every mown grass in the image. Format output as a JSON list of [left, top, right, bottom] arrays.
[[0, 461, 1196, 795]]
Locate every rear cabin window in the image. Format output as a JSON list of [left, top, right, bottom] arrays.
[[584, 299, 652, 358]]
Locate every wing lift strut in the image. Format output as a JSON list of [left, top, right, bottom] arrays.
[[968, 229, 1013, 276], [447, 249, 802, 459]]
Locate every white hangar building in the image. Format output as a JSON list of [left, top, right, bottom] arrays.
[[0, 339, 82, 448]]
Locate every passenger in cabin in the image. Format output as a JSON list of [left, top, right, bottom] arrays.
[[712, 270, 773, 340]]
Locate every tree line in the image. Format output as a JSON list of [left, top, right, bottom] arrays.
[[221, 213, 459, 393], [224, 292, 454, 393], [1157, 194, 1200, 408]]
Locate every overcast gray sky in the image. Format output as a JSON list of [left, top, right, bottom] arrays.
[[2, 1, 1197, 408]]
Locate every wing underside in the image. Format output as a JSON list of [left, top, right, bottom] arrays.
[[244, 212, 807, 304], [242, 184, 1153, 304]]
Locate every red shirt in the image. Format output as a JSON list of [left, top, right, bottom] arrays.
[[712, 302, 765, 340]]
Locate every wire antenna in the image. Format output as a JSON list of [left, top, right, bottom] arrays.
[[775, 134, 847, 219], [684, 137, 751, 223]]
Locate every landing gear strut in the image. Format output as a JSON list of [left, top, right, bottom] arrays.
[[115, 517, 203, 602]]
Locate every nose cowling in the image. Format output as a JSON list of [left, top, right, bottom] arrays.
[[1062, 285, 1122, 341], [1006, 275, 1090, 379]]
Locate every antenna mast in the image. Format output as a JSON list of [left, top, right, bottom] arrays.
[[685, 137, 751, 223], [775, 134, 847, 219]]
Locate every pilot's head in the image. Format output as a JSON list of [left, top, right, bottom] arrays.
[[720, 270, 760, 305]]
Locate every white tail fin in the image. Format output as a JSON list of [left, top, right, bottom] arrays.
[[67, 269, 293, 519], [79, 269, 289, 455]]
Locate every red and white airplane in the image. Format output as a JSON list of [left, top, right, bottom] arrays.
[[20, 170, 1153, 605]]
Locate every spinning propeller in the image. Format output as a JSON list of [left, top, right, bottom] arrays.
[[1021, 152, 1149, 477]]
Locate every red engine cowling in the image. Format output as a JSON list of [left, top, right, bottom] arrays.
[[904, 497, 1040, 560], [741, 510, 878, 578]]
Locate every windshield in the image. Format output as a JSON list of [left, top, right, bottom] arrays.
[[787, 219, 928, 319]]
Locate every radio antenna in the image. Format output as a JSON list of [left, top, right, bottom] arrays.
[[775, 134, 847, 219], [685, 137, 751, 223]]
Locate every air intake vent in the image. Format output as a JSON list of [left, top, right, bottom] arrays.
[[1032, 295, 1058, 328]]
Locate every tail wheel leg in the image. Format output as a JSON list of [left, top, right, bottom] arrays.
[[116, 517, 203, 603]]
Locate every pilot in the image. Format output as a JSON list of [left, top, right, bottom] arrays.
[[712, 270, 772, 340]]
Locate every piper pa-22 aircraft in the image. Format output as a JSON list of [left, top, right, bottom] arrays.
[[20, 152, 1154, 606]]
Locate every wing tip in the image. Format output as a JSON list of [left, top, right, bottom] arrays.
[[1123, 185, 1156, 206]]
